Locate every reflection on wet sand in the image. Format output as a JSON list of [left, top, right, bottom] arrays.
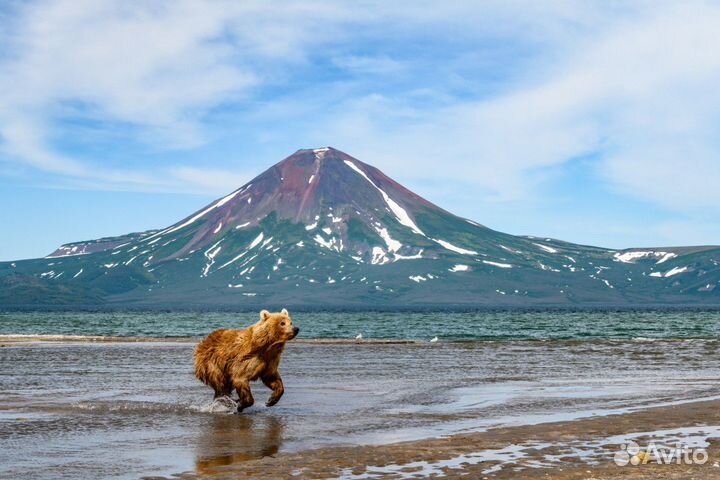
[[194, 413, 284, 475], [181, 398, 720, 480]]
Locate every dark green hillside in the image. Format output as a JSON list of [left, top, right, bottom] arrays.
[[2, 148, 719, 307]]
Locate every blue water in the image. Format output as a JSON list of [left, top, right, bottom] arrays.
[[1, 309, 720, 340]]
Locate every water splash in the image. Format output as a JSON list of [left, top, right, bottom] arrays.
[[195, 396, 238, 413]]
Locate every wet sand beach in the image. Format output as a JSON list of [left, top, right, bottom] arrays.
[[174, 398, 720, 479], [2, 336, 720, 479]]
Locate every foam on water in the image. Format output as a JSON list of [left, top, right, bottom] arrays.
[[56, 398, 242, 415], [195, 396, 238, 414], [87, 401, 201, 414]]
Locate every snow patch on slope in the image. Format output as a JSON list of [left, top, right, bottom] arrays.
[[46, 244, 91, 258], [374, 227, 402, 253], [146, 187, 245, 241], [217, 233, 264, 270], [657, 252, 678, 264], [344, 160, 424, 235], [345, 159, 480, 258], [533, 243, 558, 253], [650, 266, 690, 278], [433, 239, 478, 255], [249, 232, 265, 249], [449, 264, 469, 272], [614, 250, 676, 264], [500, 245, 522, 255], [371, 247, 390, 265], [395, 250, 423, 260], [313, 147, 329, 159], [305, 215, 320, 231], [483, 260, 512, 268], [314, 234, 341, 252], [201, 240, 223, 277]]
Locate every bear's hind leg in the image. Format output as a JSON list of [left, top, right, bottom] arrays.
[[213, 387, 232, 399], [232, 377, 254, 412], [213, 377, 233, 399], [262, 373, 284, 407]]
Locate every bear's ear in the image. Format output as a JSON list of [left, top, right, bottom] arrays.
[[260, 310, 271, 321], [281, 308, 288, 316]]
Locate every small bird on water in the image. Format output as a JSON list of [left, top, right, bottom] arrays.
[[430, 336, 439, 343], [355, 333, 363, 340]]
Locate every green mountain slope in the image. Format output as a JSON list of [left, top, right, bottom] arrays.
[[2, 148, 719, 307]]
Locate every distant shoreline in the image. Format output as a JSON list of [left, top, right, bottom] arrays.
[[2, 304, 720, 312], [3, 334, 719, 346], [0, 334, 420, 345]]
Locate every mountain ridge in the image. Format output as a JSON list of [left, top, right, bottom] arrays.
[[2, 147, 719, 307]]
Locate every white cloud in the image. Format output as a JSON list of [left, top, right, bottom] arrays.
[[294, 2, 720, 213], [1, 0, 719, 220], [332, 55, 405, 76], [170, 166, 251, 194], [0, 0, 350, 191]]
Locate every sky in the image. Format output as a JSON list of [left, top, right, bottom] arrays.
[[1, 0, 720, 261]]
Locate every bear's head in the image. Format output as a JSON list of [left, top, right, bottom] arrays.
[[257, 308, 299, 343]]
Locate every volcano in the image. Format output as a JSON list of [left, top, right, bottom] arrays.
[[2, 147, 719, 307]]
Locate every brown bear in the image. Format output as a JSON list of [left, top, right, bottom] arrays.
[[194, 308, 299, 412]]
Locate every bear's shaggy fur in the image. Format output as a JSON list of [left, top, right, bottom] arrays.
[[194, 308, 299, 412]]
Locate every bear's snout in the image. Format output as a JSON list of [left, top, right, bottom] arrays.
[[292, 326, 300, 338]]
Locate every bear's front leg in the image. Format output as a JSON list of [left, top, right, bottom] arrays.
[[262, 373, 284, 407], [233, 378, 254, 412]]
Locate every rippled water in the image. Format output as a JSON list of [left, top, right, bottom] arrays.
[[2, 309, 720, 340], [2, 310, 720, 479], [2, 338, 720, 479]]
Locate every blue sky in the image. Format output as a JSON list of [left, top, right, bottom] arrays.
[[2, 1, 720, 261]]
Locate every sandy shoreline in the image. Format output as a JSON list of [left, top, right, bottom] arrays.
[[166, 398, 720, 480]]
